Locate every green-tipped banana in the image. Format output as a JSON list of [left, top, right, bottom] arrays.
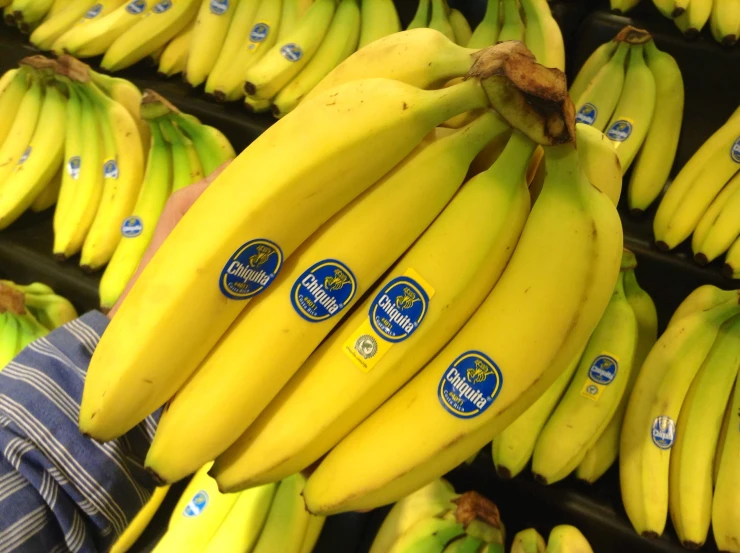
[[511, 528, 546, 553], [428, 0, 455, 41], [407, 0, 430, 29], [498, 0, 524, 42], [170, 112, 234, 175], [467, 0, 500, 48]]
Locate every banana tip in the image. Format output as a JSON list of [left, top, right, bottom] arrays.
[[683, 28, 700, 40], [495, 466, 513, 479], [722, 263, 735, 280], [629, 207, 644, 217], [244, 82, 257, 96], [681, 541, 703, 550], [722, 35, 738, 46], [654, 241, 669, 252], [640, 531, 660, 540], [79, 265, 95, 274], [532, 473, 548, 485], [53, 253, 68, 262], [145, 467, 168, 487], [693, 252, 709, 266], [671, 7, 686, 17]]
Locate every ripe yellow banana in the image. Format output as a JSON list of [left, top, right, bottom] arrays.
[[619, 296, 740, 538], [109, 486, 170, 553], [244, 0, 337, 101], [693, 172, 740, 264], [449, 8, 472, 45], [52, 83, 82, 236], [498, 0, 525, 42], [574, 41, 628, 132], [668, 315, 740, 549], [184, 0, 236, 87], [568, 40, 617, 105], [251, 474, 311, 553], [299, 516, 326, 553], [724, 235, 740, 278], [521, 0, 565, 71], [675, 0, 712, 37], [30, 165, 62, 212], [101, 0, 200, 72], [158, 20, 193, 76], [575, 123, 622, 206], [692, 172, 740, 262], [511, 529, 546, 553], [0, 81, 66, 230], [0, 68, 30, 146], [149, 112, 509, 485], [0, 72, 44, 186], [407, 0, 430, 29], [428, 0, 455, 41], [358, 0, 401, 48], [211, 125, 537, 492], [273, 0, 361, 118], [710, 0, 740, 45], [467, 0, 500, 48], [715, 385, 733, 486], [10, 0, 54, 30], [80, 70, 495, 442], [610, 0, 641, 13], [668, 285, 739, 328], [627, 40, 683, 214], [29, 0, 97, 50], [546, 526, 594, 553]]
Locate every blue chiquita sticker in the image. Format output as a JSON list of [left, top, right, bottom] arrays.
[[153, 0, 172, 13], [369, 276, 429, 343], [210, 0, 228, 15], [731, 137, 740, 163], [651, 416, 676, 450], [280, 43, 303, 62], [67, 156, 81, 180], [103, 160, 119, 179], [121, 216, 143, 238], [126, 0, 146, 15], [219, 239, 283, 300], [291, 259, 356, 322], [588, 354, 618, 385], [17, 146, 31, 165], [607, 119, 633, 142], [250, 22, 270, 43], [85, 3, 103, 18], [438, 351, 503, 419], [183, 491, 208, 517], [576, 103, 597, 126]]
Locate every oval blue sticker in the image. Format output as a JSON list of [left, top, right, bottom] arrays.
[[291, 259, 356, 322], [250, 22, 270, 43], [576, 103, 597, 126], [103, 160, 119, 179], [85, 3, 103, 18], [280, 43, 303, 62], [153, 0, 171, 13], [125, 0, 146, 15], [438, 351, 503, 419], [121, 216, 143, 238], [651, 416, 676, 450], [731, 137, 740, 163], [219, 239, 283, 300], [588, 354, 618, 385], [183, 490, 208, 517], [607, 119, 633, 142], [67, 156, 81, 179], [210, 0, 228, 15], [368, 276, 429, 343]]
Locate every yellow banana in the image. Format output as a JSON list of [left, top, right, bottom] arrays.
[[428, 0, 455, 41], [358, 0, 401, 48], [574, 41, 629, 132], [675, 0, 713, 37], [30, 0, 97, 50], [158, 20, 193, 77], [449, 8, 472, 45], [159, 116, 203, 191], [250, 474, 311, 553], [30, 165, 62, 212], [170, 112, 233, 175], [693, 171, 740, 264], [692, 173, 740, 262], [723, 234, 740, 278], [575, 122, 622, 206], [521, 0, 565, 71], [467, 0, 500, 48], [498, 0, 525, 42], [569, 40, 618, 105], [668, 285, 739, 328], [0, 68, 30, 152], [711, 0, 740, 45], [109, 487, 171, 553], [0, 73, 44, 186], [184, 0, 237, 87], [546, 526, 594, 553], [714, 384, 733, 486], [52, 83, 82, 236], [299, 515, 326, 553]]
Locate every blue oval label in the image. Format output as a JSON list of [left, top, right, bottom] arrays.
[[438, 351, 503, 419], [153, 0, 171, 13], [576, 103, 597, 126], [250, 22, 270, 43], [368, 276, 429, 343], [607, 119, 633, 142], [219, 239, 283, 300], [210, 0, 228, 15], [85, 3, 103, 18], [103, 160, 119, 179], [280, 43, 303, 62], [731, 137, 740, 163], [588, 354, 618, 385], [67, 156, 81, 180], [291, 259, 356, 322], [17, 146, 31, 165], [651, 416, 676, 450], [126, 0, 146, 15], [121, 216, 143, 238], [183, 490, 208, 517]]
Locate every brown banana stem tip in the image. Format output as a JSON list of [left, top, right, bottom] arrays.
[[0, 284, 25, 316], [467, 41, 575, 145], [614, 25, 652, 44], [55, 54, 91, 82], [453, 491, 503, 528], [141, 89, 180, 119]]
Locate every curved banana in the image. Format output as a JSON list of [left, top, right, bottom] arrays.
[[511, 529, 545, 553], [610, 0, 641, 14], [710, 0, 740, 45], [298, 515, 325, 553], [159, 116, 203, 191], [669, 285, 738, 328], [0, 73, 44, 186], [675, 0, 712, 37], [184, 0, 236, 87], [574, 41, 629, 132], [407, 0, 430, 29], [0, 312, 19, 370], [0, 68, 30, 146], [575, 123, 622, 206], [10, 0, 54, 31], [29, 0, 97, 50], [449, 8, 472, 45], [23, 291, 78, 330], [668, 315, 740, 549], [158, 20, 193, 77], [428, 0, 455, 41], [714, 387, 732, 485], [53, 83, 82, 238], [521, 0, 565, 71], [568, 40, 617, 104], [30, 166, 62, 212], [467, 0, 500, 48], [170, 112, 233, 175], [358, 0, 401, 48], [250, 474, 311, 553], [109, 486, 171, 553], [546, 526, 594, 553], [388, 518, 465, 553], [692, 172, 740, 265], [498, 0, 525, 42], [723, 234, 740, 278]]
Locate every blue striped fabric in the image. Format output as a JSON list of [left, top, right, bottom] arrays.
[[0, 312, 161, 552]]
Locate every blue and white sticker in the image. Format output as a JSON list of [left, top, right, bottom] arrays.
[[651, 416, 676, 450], [17, 146, 31, 165], [103, 160, 119, 179], [368, 276, 430, 343], [588, 354, 618, 385], [607, 119, 633, 142], [438, 351, 503, 419], [249, 22, 270, 43], [121, 216, 143, 238], [153, 0, 172, 13], [183, 490, 208, 517], [219, 239, 283, 300], [210, 0, 228, 15], [291, 259, 356, 322], [280, 43, 303, 62], [576, 103, 598, 126], [85, 3, 103, 18], [125, 0, 146, 15], [731, 137, 740, 163], [67, 156, 81, 180]]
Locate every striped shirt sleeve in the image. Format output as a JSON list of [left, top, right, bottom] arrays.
[[0, 311, 162, 553]]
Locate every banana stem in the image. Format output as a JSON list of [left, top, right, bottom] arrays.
[[0, 284, 25, 315]]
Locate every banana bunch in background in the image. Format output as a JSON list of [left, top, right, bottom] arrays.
[[148, 467, 324, 553], [619, 284, 740, 547], [99, 89, 234, 310], [511, 526, 595, 553], [368, 479, 506, 553], [491, 250, 657, 485], [571, 26, 685, 214], [407, 0, 472, 47], [653, 106, 740, 277], [0, 280, 78, 369]]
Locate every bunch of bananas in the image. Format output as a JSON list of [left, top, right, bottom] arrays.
[[491, 250, 658, 486], [0, 0, 66, 32], [654, 107, 740, 277], [368, 479, 505, 553], [510, 526, 595, 553], [571, 25, 685, 214], [0, 280, 78, 369], [618, 284, 740, 549]]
